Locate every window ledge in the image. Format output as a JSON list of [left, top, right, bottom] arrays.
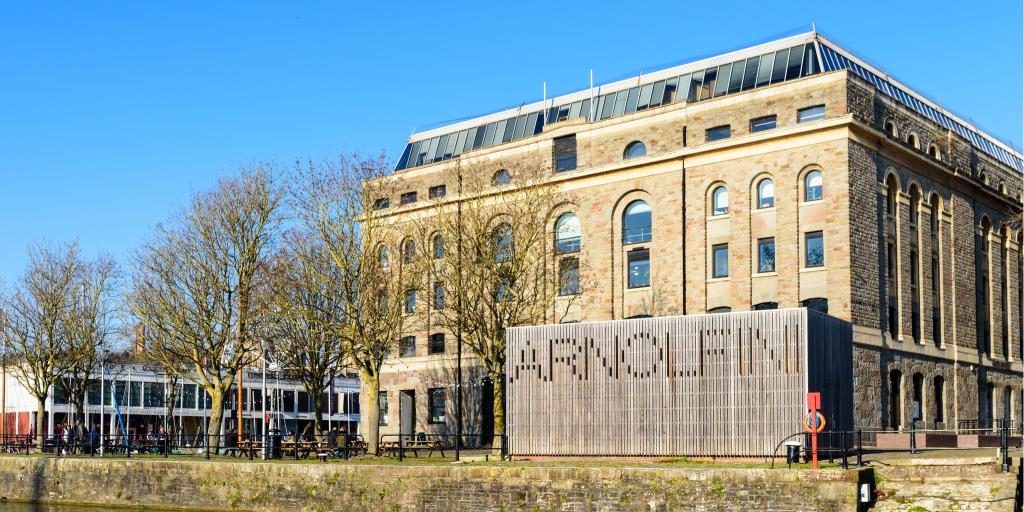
[[753, 272, 778, 277], [800, 266, 827, 273], [707, 214, 732, 221], [706, 276, 731, 283], [799, 200, 825, 206], [626, 285, 651, 291], [753, 207, 776, 213]]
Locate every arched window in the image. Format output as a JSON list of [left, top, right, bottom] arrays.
[[909, 185, 921, 228], [927, 144, 941, 161], [907, 133, 920, 149], [756, 178, 775, 209], [622, 200, 652, 244], [804, 170, 823, 202], [912, 373, 925, 426], [494, 223, 513, 262], [379, 246, 390, 268], [886, 174, 900, 216], [623, 141, 647, 159], [978, 217, 992, 355], [711, 186, 729, 215], [432, 235, 444, 259], [884, 119, 897, 138], [555, 213, 581, 254], [889, 369, 903, 430], [402, 239, 416, 264], [492, 169, 511, 186]]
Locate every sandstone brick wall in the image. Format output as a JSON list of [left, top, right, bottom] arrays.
[[0, 456, 860, 512]]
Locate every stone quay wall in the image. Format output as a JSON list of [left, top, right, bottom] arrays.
[[0, 456, 861, 512]]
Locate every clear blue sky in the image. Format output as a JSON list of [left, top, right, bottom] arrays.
[[1, 1, 1020, 284]]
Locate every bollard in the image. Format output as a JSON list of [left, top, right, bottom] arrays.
[[398, 435, 404, 462], [294, 432, 299, 461]]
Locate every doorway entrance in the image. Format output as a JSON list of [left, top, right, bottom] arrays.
[[399, 390, 415, 438]]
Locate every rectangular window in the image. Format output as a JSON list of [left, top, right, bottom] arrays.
[[559, 257, 580, 295], [428, 333, 445, 355], [378, 391, 388, 425], [404, 289, 416, 313], [428, 185, 446, 199], [750, 115, 777, 132], [553, 134, 577, 173], [400, 336, 416, 358], [129, 381, 141, 407], [757, 237, 776, 273], [432, 282, 444, 310], [428, 388, 446, 423], [283, 390, 295, 412], [627, 249, 650, 289], [143, 382, 164, 408], [805, 231, 824, 267], [297, 391, 310, 413], [712, 244, 729, 278], [400, 191, 417, 205], [797, 105, 826, 123], [706, 125, 731, 141], [374, 198, 389, 210]]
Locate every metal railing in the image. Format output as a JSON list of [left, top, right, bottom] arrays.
[[769, 422, 1022, 472]]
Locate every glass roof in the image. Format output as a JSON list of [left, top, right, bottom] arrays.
[[817, 41, 1022, 173], [395, 32, 1022, 174]]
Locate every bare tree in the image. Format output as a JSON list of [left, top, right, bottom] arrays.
[[127, 168, 282, 448], [267, 233, 346, 437], [60, 255, 120, 428], [1, 242, 83, 448], [290, 153, 407, 453], [410, 161, 584, 448]]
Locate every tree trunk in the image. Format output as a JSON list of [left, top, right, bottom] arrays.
[[72, 399, 85, 429], [489, 370, 504, 451], [312, 393, 324, 439], [35, 396, 46, 450], [363, 373, 381, 455], [206, 388, 224, 452]]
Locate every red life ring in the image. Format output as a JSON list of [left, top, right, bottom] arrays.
[[804, 411, 826, 433]]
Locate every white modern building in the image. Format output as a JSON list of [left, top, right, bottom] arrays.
[[0, 363, 361, 442]]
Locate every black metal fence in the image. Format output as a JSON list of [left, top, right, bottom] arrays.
[[769, 422, 1022, 472], [0, 431, 505, 462]]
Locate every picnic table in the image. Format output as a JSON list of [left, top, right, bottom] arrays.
[[379, 438, 445, 457], [237, 439, 264, 458], [282, 439, 322, 458], [347, 439, 368, 456]]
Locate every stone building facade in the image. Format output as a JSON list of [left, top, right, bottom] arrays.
[[364, 31, 1023, 442]]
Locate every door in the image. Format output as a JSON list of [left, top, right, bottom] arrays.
[[399, 390, 415, 438]]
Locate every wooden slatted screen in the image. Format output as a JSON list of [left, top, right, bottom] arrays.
[[506, 308, 852, 457]]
